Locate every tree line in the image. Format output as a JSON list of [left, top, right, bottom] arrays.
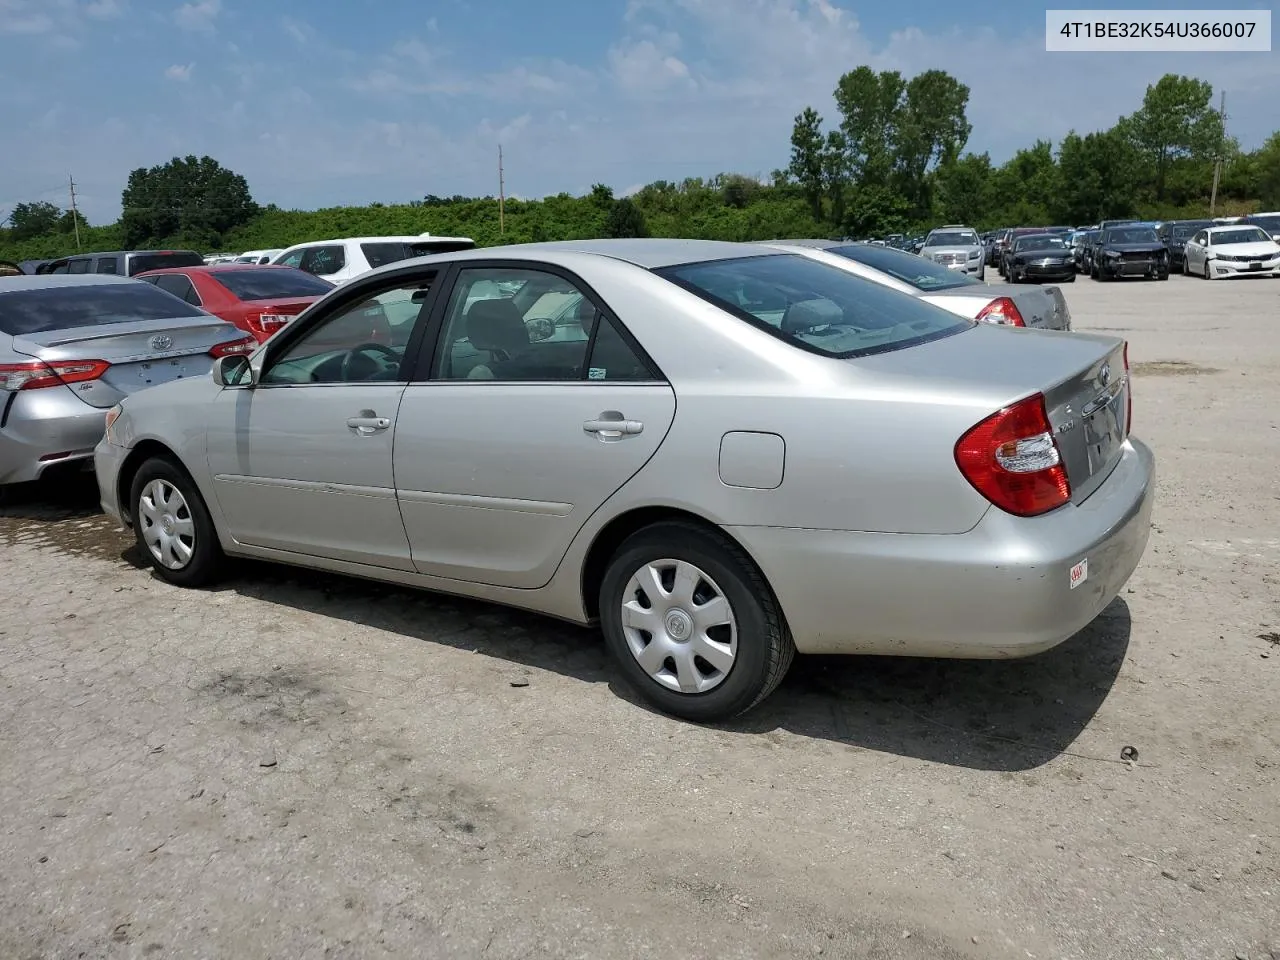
[[2, 71, 1277, 263]]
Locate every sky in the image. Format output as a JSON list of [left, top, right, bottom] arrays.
[[2, 0, 1277, 224]]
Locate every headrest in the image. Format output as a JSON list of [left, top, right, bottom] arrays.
[[465, 298, 529, 354]]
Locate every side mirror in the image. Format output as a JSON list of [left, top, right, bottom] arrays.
[[526, 317, 555, 342], [213, 354, 256, 387]]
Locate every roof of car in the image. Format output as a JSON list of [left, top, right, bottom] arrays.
[[46, 250, 199, 260], [403, 238, 792, 270], [1206, 223, 1269, 233], [0, 274, 137, 292], [136, 264, 301, 277], [281, 235, 476, 248]]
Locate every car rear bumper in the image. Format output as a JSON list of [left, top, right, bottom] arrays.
[[0, 389, 107, 485], [729, 438, 1155, 658]]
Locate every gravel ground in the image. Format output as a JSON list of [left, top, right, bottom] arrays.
[[1, 271, 1277, 960]]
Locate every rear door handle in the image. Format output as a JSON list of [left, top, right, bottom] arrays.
[[583, 418, 643, 440], [347, 416, 391, 434]]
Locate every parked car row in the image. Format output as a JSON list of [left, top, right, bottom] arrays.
[[3, 235, 1151, 724]]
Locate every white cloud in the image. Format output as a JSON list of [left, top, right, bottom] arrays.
[[165, 62, 194, 82], [174, 0, 220, 33], [84, 0, 124, 19]]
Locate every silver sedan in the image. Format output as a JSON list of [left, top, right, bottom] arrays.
[[94, 239, 1154, 721]]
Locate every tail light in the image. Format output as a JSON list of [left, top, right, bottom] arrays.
[[209, 336, 257, 358], [0, 359, 109, 392], [1123, 342, 1132, 434], [245, 313, 293, 340], [975, 297, 1025, 327], [955, 393, 1071, 517]]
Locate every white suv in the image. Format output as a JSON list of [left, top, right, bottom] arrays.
[[271, 234, 476, 284]]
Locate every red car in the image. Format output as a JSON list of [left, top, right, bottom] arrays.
[[134, 264, 335, 343]]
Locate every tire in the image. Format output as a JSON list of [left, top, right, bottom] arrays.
[[1065, 273, 1076, 282], [130, 456, 226, 587], [1182, 257, 1189, 276], [1157, 269, 1169, 281], [598, 521, 795, 722]]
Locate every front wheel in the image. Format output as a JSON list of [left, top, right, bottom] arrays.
[[130, 457, 226, 587], [599, 522, 794, 722]]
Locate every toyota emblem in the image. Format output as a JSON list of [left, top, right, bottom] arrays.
[[150, 334, 173, 351], [1099, 363, 1111, 386]]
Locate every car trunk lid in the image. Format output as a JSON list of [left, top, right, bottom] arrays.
[[10, 315, 245, 408], [849, 324, 1129, 506]]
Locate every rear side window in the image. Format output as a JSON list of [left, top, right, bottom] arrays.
[[657, 253, 970, 360], [300, 245, 346, 275], [67, 259, 92, 274], [212, 269, 334, 301], [360, 242, 413, 269], [126, 251, 204, 275], [0, 283, 205, 335], [95, 258, 118, 274]]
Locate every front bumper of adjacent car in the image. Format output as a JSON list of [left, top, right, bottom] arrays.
[[1207, 253, 1280, 278], [730, 438, 1155, 659]]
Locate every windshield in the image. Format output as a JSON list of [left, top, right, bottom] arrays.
[[212, 268, 335, 300], [1106, 227, 1159, 244], [656, 253, 971, 360], [1211, 227, 1270, 245], [0, 282, 205, 336], [1172, 223, 1210, 239], [1015, 235, 1068, 251], [825, 244, 982, 291], [925, 231, 978, 247]]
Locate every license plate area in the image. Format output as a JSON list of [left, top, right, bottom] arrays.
[[1249, 262, 1262, 271], [135, 359, 189, 386], [1081, 380, 1127, 474]]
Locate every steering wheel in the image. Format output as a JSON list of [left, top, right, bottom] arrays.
[[339, 342, 400, 382]]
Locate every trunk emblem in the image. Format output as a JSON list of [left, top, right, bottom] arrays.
[[1099, 363, 1111, 386], [150, 334, 174, 351]]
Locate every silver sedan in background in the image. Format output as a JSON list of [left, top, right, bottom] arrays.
[[764, 240, 1072, 330], [1, 275, 254, 491], [95, 239, 1153, 722], [918, 225, 985, 279]]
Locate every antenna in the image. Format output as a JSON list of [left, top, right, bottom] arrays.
[[68, 173, 82, 251], [498, 144, 506, 236], [1209, 91, 1227, 217]]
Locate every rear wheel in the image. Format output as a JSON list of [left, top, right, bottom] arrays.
[[599, 522, 794, 722], [130, 457, 226, 587]]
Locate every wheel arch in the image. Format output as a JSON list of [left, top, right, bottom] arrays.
[[115, 439, 191, 526], [579, 505, 776, 622]]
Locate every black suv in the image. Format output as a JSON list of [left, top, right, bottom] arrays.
[[36, 250, 204, 277]]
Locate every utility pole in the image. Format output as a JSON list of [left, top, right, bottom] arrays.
[[497, 144, 506, 236], [1209, 91, 1226, 217], [68, 173, 82, 250]]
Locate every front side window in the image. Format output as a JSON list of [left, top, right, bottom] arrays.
[[275, 248, 305, 269], [657, 253, 971, 360], [261, 277, 435, 385], [825, 243, 981, 291], [433, 266, 655, 382], [300, 245, 346, 276]]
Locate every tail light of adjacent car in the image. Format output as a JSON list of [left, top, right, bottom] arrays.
[[955, 393, 1071, 518], [975, 297, 1025, 327], [245, 312, 294, 340], [208, 336, 257, 358], [0, 359, 110, 392]]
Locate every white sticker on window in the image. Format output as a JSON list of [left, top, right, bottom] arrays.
[[588, 367, 607, 380]]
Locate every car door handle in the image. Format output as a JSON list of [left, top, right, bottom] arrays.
[[583, 417, 643, 440], [347, 416, 391, 434]]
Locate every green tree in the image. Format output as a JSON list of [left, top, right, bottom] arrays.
[[789, 107, 826, 221], [833, 66, 904, 187], [8, 201, 63, 241], [895, 70, 972, 217], [933, 152, 991, 226], [120, 155, 258, 248], [1126, 74, 1223, 201], [604, 197, 649, 238], [1057, 127, 1141, 222], [1251, 131, 1280, 208]]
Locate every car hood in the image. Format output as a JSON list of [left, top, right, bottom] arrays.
[[1212, 241, 1280, 256]]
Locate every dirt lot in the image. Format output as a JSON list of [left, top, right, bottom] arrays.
[[2, 272, 1277, 960]]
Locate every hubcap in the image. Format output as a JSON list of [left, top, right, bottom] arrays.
[[138, 478, 195, 570], [620, 558, 738, 694]]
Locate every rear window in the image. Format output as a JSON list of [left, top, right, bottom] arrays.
[[825, 243, 982, 291], [211, 268, 335, 301], [126, 251, 204, 276], [656, 253, 971, 360], [360, 242, 415, 269], [0, 282, 205, 336]]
